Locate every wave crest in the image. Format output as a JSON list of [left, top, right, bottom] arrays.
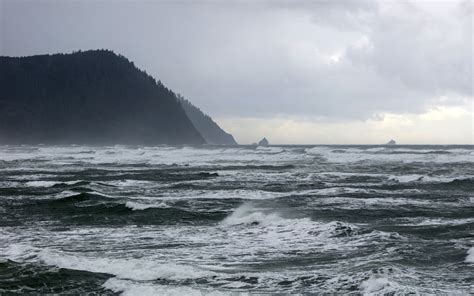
[[466, 247, 474, 263]]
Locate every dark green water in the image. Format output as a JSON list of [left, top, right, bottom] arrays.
[[0, 145, 473, 294]]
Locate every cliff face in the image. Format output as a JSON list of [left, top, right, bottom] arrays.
[[0, 50, 205, 145], [178, 97, 237, 145]]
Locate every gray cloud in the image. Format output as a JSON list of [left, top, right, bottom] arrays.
[[1, 0, 472, 121]]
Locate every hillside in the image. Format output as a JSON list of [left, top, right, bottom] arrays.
[[0, 50, 205, 145], [178, 97, 237, 145]]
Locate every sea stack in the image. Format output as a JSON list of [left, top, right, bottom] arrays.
[[258, 137, 269, 146], [386, 139, 397, 145]]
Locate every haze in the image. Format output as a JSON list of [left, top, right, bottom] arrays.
[[1, 0, 472, 144]]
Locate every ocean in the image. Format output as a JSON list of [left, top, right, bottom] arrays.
[[0, 145, 473, 295]]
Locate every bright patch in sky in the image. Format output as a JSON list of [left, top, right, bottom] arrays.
[[219, 105, 473, 144]]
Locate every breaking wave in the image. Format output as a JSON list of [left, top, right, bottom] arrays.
[[1, 144, 473, 294]]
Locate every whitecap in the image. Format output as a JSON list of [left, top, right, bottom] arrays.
[[25, 181, 60, 187], [466, 247, 474, 263], [388, 174, 423, 183], [255, 146, 284, 153], [220, 203, 285, 226], [35, 248, 215, 281], [103, 278, 230, 296], [414, 218, 474, 227], [305, 146, 474, 164], [3, 243, 39, 261], [365, 147, 386, 152], [218, 203, 366, 252], [359, 277, 397, 295], [108, 180, 153, 187], [25, 180, 83, 187], [125, 201, 170, 210]]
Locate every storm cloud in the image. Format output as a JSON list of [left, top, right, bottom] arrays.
[[1, 0, 472, 143]]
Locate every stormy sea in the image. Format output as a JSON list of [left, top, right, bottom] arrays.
[[0, 145, 473, 295]]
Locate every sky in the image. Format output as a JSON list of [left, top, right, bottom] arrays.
[[1, 0, 473, 144]]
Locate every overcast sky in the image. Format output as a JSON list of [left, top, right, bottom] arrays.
[[1, 0, 472, 144]]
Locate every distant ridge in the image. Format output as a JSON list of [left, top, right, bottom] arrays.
[[0, 50, 206, 145], [178, 97, 237, 145]]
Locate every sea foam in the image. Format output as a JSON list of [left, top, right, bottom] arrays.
[[4, 243, 215, 282], [220, 203, 285, 226], [103, 278, 229, 296], [466, 247, 474, 263], [37, 249, 215, 281], [359, 277, 397, 295], [125, 201, 170, 210]]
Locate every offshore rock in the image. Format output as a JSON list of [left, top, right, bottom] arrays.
[[258, 138, 269, 146]]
